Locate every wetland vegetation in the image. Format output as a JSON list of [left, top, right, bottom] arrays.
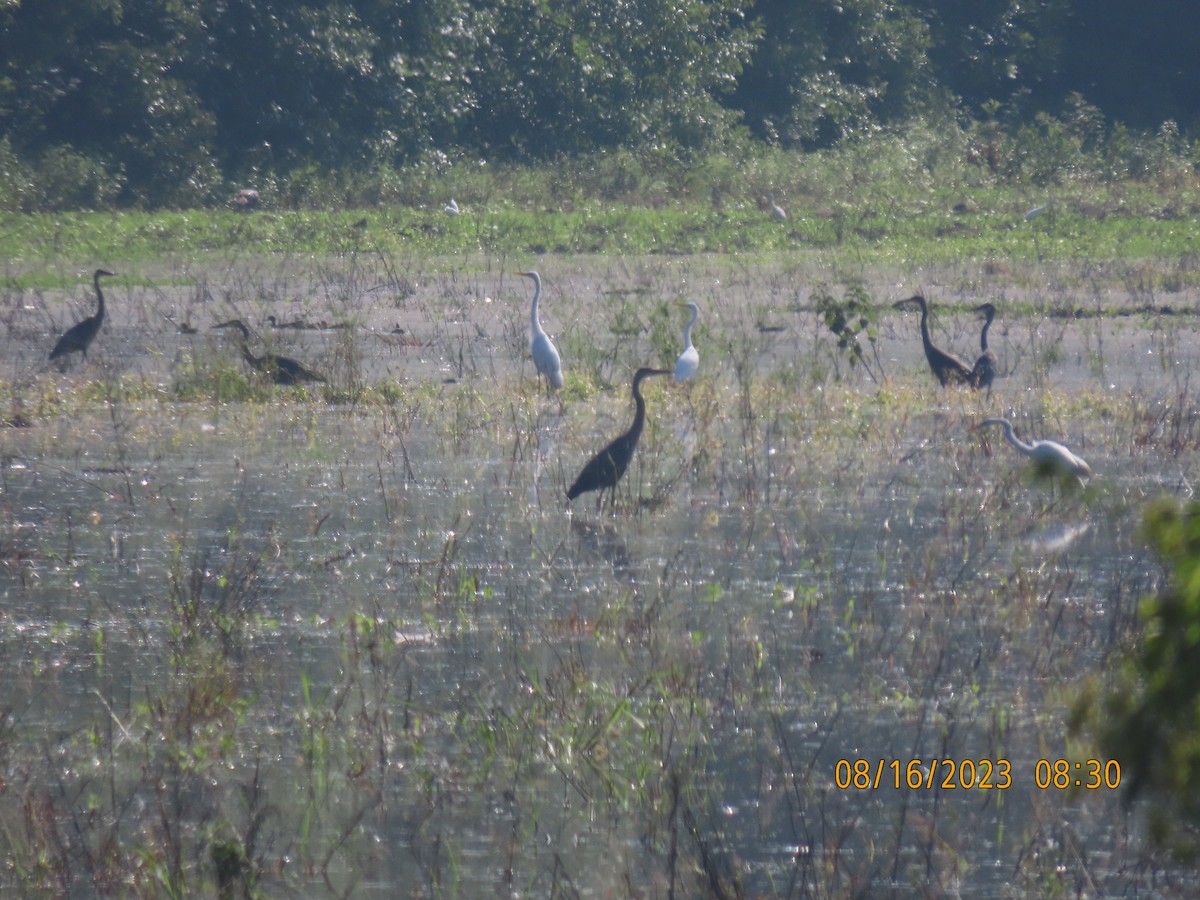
[[7, 0, 1200, 892], [3, 167, 1200, 895]]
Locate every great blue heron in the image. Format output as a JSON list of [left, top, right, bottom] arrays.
[[516, 271, 564, 391], [975, 417, 1092, 483], [50, 269, 114, 364], [212, 319, 326, 385], [892, 295, 973, 387], [567, 367, 671, 507], [674, 302, 700, 383], [971, 303, 998, 398]]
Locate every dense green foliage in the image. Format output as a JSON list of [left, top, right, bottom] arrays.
[[2, 0, 1199, 209], [1082, 497, 1200, 854]]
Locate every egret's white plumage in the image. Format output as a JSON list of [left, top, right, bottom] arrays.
[[674, 302, 700, 383], [516, 270, 563, 391], [445, 198, 460, 216], [976, 418, 1092, 482]]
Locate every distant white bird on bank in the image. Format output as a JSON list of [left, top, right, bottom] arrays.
[[769, 195, 787, 221], [444, 198, 460, 216], [516, 270, 564, 391], [674, 302, 700, 383], [975, 417, 1092, 484]]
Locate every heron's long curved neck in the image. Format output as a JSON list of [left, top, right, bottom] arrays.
[[226, 322, 259, 364], [529, 279, 543, 334], [682, 308, 698, 348], [980, 311, 994, 351], [915, 301, 937, 355], [240, 344, 264, 369], [93, 273, 106, 319], [627, 375, 651, 444], [997, 421, 1034, 456]]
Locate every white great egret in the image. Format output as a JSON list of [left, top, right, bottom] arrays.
[[769, 195, 787, 221], [892, 295, 974, 387], [444, 198, 460, 216], [975, 417, 1092, 483], [516, 270, 564, 391], [212, 320, 326, 385], [567, 367, 671, 507], [674, 302, 700, 383], [50, 269, 114, 364], [971, 302, 998, 398]]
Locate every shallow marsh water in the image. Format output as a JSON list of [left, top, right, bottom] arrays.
[[2, 254, 1199, 895]]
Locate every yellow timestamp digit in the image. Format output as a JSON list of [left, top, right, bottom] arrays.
[[1034, 759, 1121, 789]]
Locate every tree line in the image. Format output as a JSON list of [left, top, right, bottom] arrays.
[[2, 0, 1197, 208]]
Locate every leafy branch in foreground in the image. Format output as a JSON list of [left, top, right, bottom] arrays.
[[1075, 495, 1200, 853], [812, 283, 882, 384]]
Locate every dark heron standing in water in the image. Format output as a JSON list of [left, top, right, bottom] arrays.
[[50, 269, 114, 364], [567, 367, 671, 508], [892, 294, 973, 387], [971, 302, 999, 398], [975, 417, 1092, 484], [212, 319, 326, 385]]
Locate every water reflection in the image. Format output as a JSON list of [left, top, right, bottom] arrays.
[[529, 405, 563, 507], [1026, 519, 1091, 554], [569, 517, 632, 575]]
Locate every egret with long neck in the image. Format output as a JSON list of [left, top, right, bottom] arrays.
[[50, 269, 114, 364], [516, 271, 563, 391], [975, 417, 1092, 483], [893, 294, 973, 386], [674, 302, 700, 383], [567, 367, 671, 508]]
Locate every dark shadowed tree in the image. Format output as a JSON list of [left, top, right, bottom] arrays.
[[460, 0, 758, 159], [178, 0, 482, 175], [731, 0, 935, 147], [1049, 1, 1200, 132], [0, 0, 219, 205], [917, 0, 1070, 121], [0, 0, 481, 204]]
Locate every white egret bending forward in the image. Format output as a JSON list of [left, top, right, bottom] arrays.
[[50, 269, 114, 364], [893, 295, 973, 387], [976, 417, 1092, 483], [568, 367, 671, 508], [516, 271, 563, 391], [674, 302, 700, 383]]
